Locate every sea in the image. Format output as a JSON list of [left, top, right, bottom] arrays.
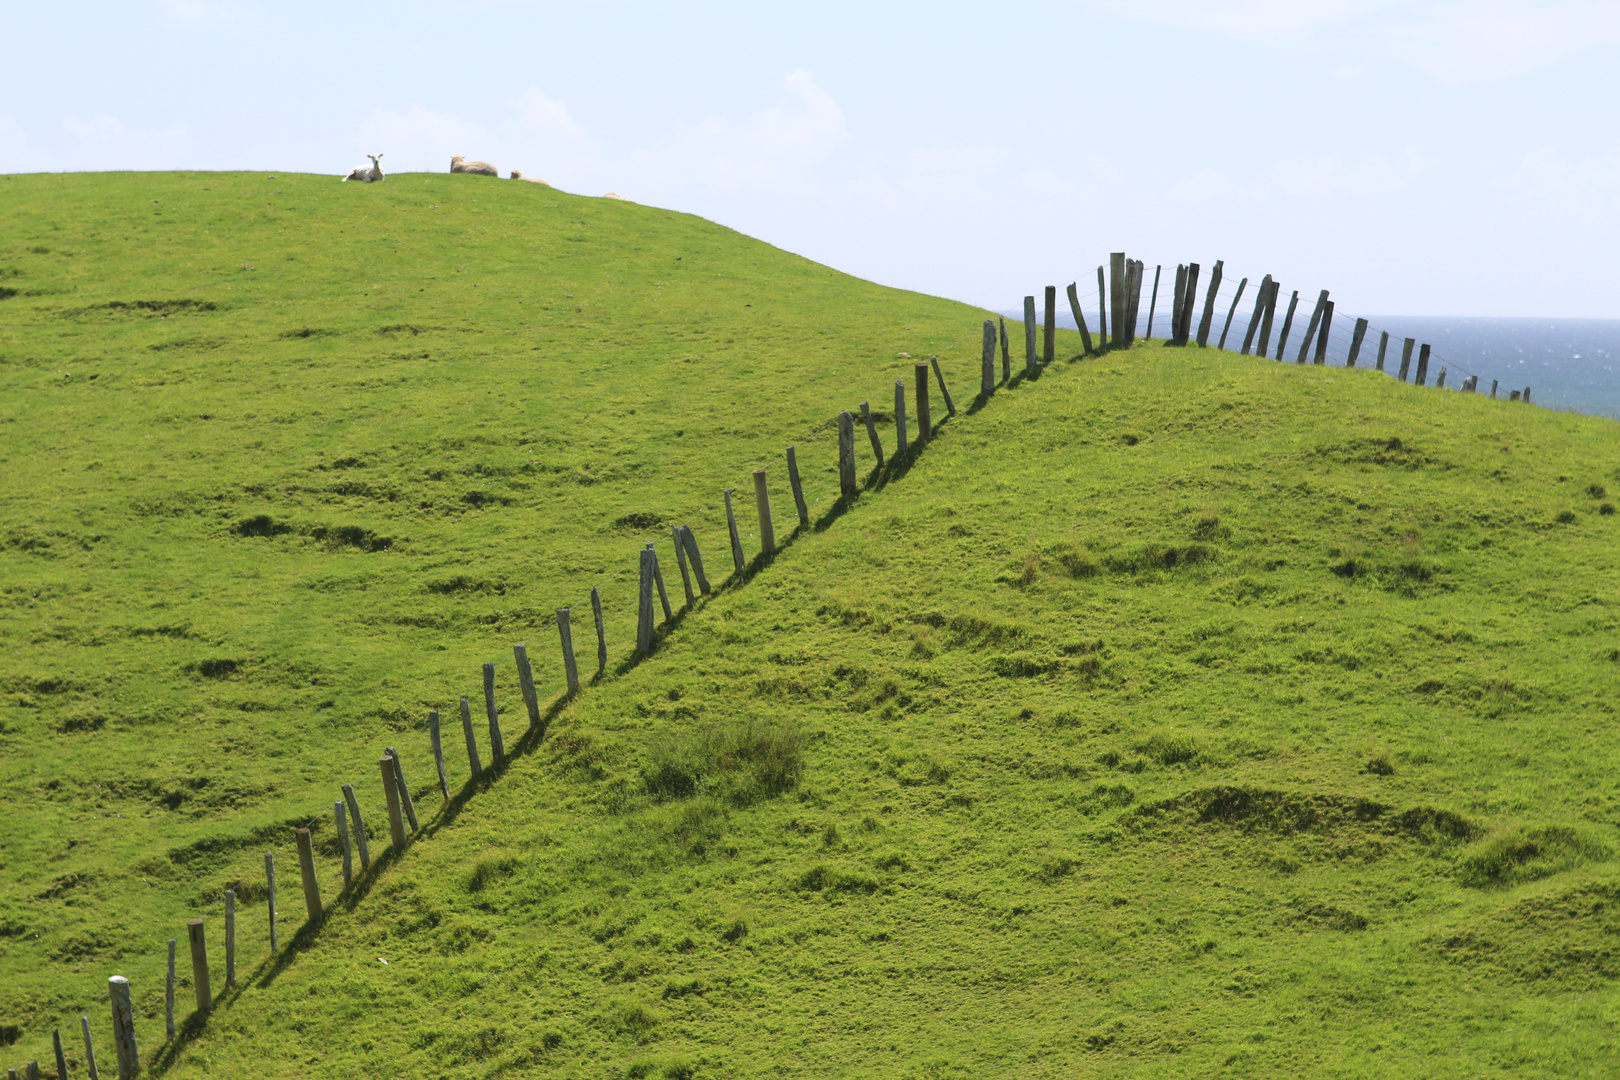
[[1005, 307, 1620, 421]]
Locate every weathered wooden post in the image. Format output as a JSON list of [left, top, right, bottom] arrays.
[[79, 1016, 98, 1080], [647, 541, 672, 620], [1490, 379, 1499, 398], [1218, 276, 1248, 350], [1296, 290, 1328, 363], [482, 662, 505, 762], [591, 586, 607, 670], [1022, 295, 1037, 374], [384, 746, 417, 831], [1043, 285, 1057, 365], [998, 317, 1009, 380], [165, 938, 175, 1037], [671, 524, 694, 604], [1415, 343, 1431, 386], [930, 356, 956, 416], [295, 827, 323, 919], [1314, 301, 1334, 364], [894, 381, 908, 454], [1523, 386, 1532, 403], [1255, 281, 1280, 358], [1179, 263, 1201, 345], [222, 888, 236, 989], [1347, 317, 1369, 367], [108, 976, 138, 1080], [836, 413, 857, 497], [1240, 275, 1270, 355], [1066, 282, 1093, 354], [335, 802, 352, 887], [723, 488, 747, 571], [752, 470, 775, 555], [785, 447, 810, 525], [52, 1031, 68, 1080], [428, 711, 449, 798], [512, 643, 540, 727], [635, 548, 655, 652], [1436, 367, 1448, 388], [187, 918, 212, 1010], [1145, 264, 1162, 339], [557, 607, 580, 693], [1129, 260, 1146, 344], [981, 319, 996, 395], [1398, 337, 1415, 380], [378, 758, 407, 851], [1196, 260, 1223, 346], [1274, 290, 1300, 359], [264, 850, 278, 950], [914, 363, 932, 442], [1097, 265, 1109, 346], [458, 697, 483, 777], [1376, 330, 1390, 371], [1510, 389, 1521, 401], [341, 783, 371, 868], [678, 526, 710, 594], [859, 402, 885, 466]]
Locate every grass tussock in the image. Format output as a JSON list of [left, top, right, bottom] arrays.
[[1457, 826, 1608, 888], [643, 719, 803, 806]]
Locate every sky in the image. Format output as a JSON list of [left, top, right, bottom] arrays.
[[2, 0, 1618, 317]]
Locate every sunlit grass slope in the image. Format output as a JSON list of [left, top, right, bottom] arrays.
[[0, 169, 993, 1060], [154, 342, 1620, 1077]]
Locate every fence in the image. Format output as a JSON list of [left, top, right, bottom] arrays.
[[5, 251, 1537, 1076]]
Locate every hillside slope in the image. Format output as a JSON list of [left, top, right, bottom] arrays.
[[152, 340, 1620, 1076]]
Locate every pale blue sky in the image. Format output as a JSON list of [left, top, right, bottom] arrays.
[[3, 1, 1618, 316]]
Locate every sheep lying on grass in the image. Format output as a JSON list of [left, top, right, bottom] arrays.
[[450, 155, 498, 176], [603, 192, 629, 201], [341, 153, 384, 183], [510, 171, 550, 185]]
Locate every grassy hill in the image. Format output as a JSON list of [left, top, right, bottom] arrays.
[[4, 171, 1620, 1077]]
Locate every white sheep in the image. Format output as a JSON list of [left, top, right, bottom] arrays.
[[509, 171, 550, 185], [603, 192, 629, 201], [341, 153, 384, 183], [450, 155, 498, 177]]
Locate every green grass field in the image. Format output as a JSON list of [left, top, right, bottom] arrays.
[[3, 171, 1620, 1077]]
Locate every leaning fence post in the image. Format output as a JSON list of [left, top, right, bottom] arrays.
[[1127, 260, 1145, 345], [1241, 275, 1270, 355], [386, 746, 417, 830], [513, 642, 540, 727], [1196, 260, 1224, 346], [724, 488, 747, 570], [672, 524, 695, 604], [1347, 317, 1368, 367], [836, 412, 857, 496], [458, 697, 483, 778], [1314, 301, 1334, 364], [378, 758, 407, 851], [1255, 281, 1279, 357], [1066, 282, 1093, 354], [264, 850, 278, 950], [980, 320, 996, 395], [335, 802, 353, 887], [753, 470, 776, 555], [1415, 343, 1431, 386], [187, 918, 212, 1011], [225, 888, 237, 986], [647, 542, 672, 620], [295, 827, 323, 919], [591, 586, 608, 669], [482, 662, 505, 763], [914, 363, 932, 441], [1097, 266, 1110, 346], [678, 527, 710, 594], [166, 938, 176, 1038], [998, 317, 1009, 380], [636, 548, 655, 652], [341, 784, 371, 869], [1274, 290, 1300, 359], [930, 356, 956, 416], [1398, 337, 1415, 380], [786, 447, 810, 526], [1179, 263, 1202, 344], [1022, 295, 1037, 374], [79, 1016, 98, 1080], [1043, 284, 1057, 365], [558, 607, 580, 693], [1218, 276, 1247, 350], [1145, 264, 1162, 339], [429, 711, 449, 798], [894, 381, 908, 455], [859, 402, 885, 466], [1296, 290, 1328, 363], [108, 977, 137, 1080], [1376, 330, 1390, 371]]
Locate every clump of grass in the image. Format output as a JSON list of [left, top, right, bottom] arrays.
[[1366, 753, 1395, 776], [1136, 731, 1201, 767], [1457, 826, 1607, 888], [643, 719, 802, 806]]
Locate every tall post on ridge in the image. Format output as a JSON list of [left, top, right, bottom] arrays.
[[1241, 275, 1270, 356], [1218, 276, 1248, 350], [1255, 281, 1280, 358], [1274, 290, 1300, 360], [1398, 338, 1415, 380], [1314, 301, 1334, 364], [1097, 266, 1109, 347], [1145, 265, 1162, 340], [1109, 253, 1126, 351], [1195, 260, 1223, 346], [1296, 290, 1328, 363], [998, 318, 1009, 381], [1022, 295, 1037, 375], [1178, 263, 1201, 345], [1347, 317, 1368, 367], [1043, 285, 1056, 365], [1170, 265, 1186, 345], [1376, 331, 1390, 371], [981, 319, 997, 395], [1415, 343, 1431, 386], [1066, 283, 1093, 355]]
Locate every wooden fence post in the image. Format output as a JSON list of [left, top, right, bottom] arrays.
[[558, 607, 580, 693], [341, 784, 371, 869], [1132, 260, 1147, 344], [1170, 265, 1186, 345], [1196, 260, 1224, 346], [1415, 343, 1431, 386], [1109, 254, 1126, 349], [1347, 317, 1368, 367], [981, 319, 996, 394], [724, 488, 747, 571], [1022, 295, 1037, 374], [79, 1016, 97, 1080], [786, 447, 811, 525], [753, 470, 775, 555], [385, 746, 416, 831], [647, 542, 672, 620], [512, 643, 540, 728], [1241, 276, 1270, 355], [1179, 263, 1202, 345], [930, 356, 956, 415], [1254, 280, 1279, 358], [894, 381, 908, 454], [1218, 276, 1248, 350], [1510, 389, 1521, 401], [1274, 290, 1300, 359], [165, 939, 174, 1042], [1436, 366, 1447, 388], [108, 977, 137, 1080], [636, 548, 655, 652], [1398, 337, 1415, 380], [672, 524, 694, 604], [379, 758, 407, 850], [429, 711, 449, 798], [1043, 285, 1057, 365], [1066, 282, 1094, 354], [187, 918, 212, 1011], [1490, 379, 1499, 398], [223, 889, 236, 988], [678, 526, 710, 595], [335, 802, 352, 887], [482, 662, 505, 762], [1296, 290, 1329, 363], [264, 850, 278, 950], [859, 402, 885, 466], [591, 585, 607, 671], [914, 363, 932, 441], [1314, 301, 1334, 364], [458, 697, 483, 777], [295, 826, 323, 920], [1145, 265, 1162, 339], [1098, 266, 1110, 347], [53, 1031, 67, 1080], [1376, 330, 1390, 371], [836, 413, 857, 497], [998, 317, 1009, 380], [1523, 386, 1532, 403]]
